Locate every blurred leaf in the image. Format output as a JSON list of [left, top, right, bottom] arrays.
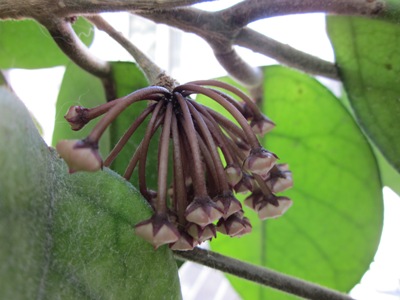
[[52, 63, 110, 157], [0, 71, 6, 86], [327, 16, 400, 172], [0, 87, 181, 299], [211, 66, 383, 299], [339, 89, 400, 196], [0, 17, 94, 69], [29, 111, 44, 136], [375, 145, 400, 196]]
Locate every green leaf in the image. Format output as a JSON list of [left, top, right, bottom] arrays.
[[0, 17, 94, 69], [375, 145, 400, 196], [327, 16, 400, 172], [0, 87, 181, 299], [52, 62, 110, 157], [211, 66, 383, 299], [339, 89, 400, 196], [0, 71, 6, 86]]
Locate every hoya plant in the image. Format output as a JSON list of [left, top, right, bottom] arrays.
[[1, 0, 399, 299]]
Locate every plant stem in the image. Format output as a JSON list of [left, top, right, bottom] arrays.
[[212, 48, 263, 88], [219, 0, 388, 27], [188, 101, 228, 192], [156, 102, 173, 214], [171, 114, 187, 224], [235, 28, 339, 80], [196, 133, 220, 190], [175, 92, 208, 197], [188, 80, 263, 117], [0, 0, 214, 19], [174, 247, 355, 300], [177, 84, 260, 148], [188, 100, 236, 165], [86, 15, 165, 85], [42, 18, 111, 78], [88, 86, 167, 142], [138, 100, 164, 199], [205, 108, 248, 143], [104, 103, 155, 167]]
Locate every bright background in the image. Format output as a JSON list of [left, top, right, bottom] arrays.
[[7, 1, 400, 299]]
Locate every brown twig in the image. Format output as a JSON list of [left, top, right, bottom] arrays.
[[0, 0, 216, 20], [218, 0, 390, 27], [174, 247, 355, 300], [235, 28, 339, 80], [42, 18, 111, 78], [86, 15, 166, 85]]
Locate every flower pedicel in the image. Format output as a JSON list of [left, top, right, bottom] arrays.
[[57, 80, 293, 250]]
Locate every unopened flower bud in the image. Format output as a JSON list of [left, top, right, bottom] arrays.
[[268, 173, 293, 193], [169, 231, 197, 251], [56, 139, 102, 173], [243, 147, 277, 178], [64, 105, 89, 131], [216, 212, 247, 237], [266, 164, 293, 193], [234, 173, 255, 194], [185, 196, 223, 227], [250, 115, 275, 137], [225, 164, 243, 187], [187, 223, 216, 242], [214, 193, 242, 219], [257, 197, 293, 220], [234, 217, 252, 237], [134, 214, 180, 249], [243, 191, 263, 210]]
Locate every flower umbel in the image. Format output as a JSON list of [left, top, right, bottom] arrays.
[[56, 80, 293, 250]]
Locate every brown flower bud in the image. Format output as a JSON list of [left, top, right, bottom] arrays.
[[214, 193, 242, 219], [234, 173, 256, 194], [243, 147, 277, 178], [257, 197, 293, 220], [187, 223, 216, 243], [234, 217, 252, 238], [266, 164, 293, 193], [64, 105, 89, 131], [56, 139, 102, 173], [134, 214, 180, 249], [225, 164, 243, 187], [169, 231, 198, 251], [250, 115, 275, 136], [185, 196, 223, 227], [216, 212, 248, 237]]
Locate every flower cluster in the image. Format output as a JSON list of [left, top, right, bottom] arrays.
[[56, 80, 293, 250]]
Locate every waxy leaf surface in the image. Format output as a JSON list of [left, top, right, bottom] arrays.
[[211, 66, 383, 299], [0, 17, 94, 69], [0, 87, 181, 299], [327, 16, 400, 173]]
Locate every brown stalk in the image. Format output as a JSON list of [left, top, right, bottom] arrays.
[[175, 92, 208, 197]]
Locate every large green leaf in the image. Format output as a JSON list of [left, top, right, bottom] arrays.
[[340, 89, 400, 196], [0, 17, 94, 69], [341, 89, 400, 196], [52, 62, 110, 157], [375, 146, 400, 196], [211, 66, 383, 299], [327, 16, 400, 172], [0, 87, 181, 299]]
